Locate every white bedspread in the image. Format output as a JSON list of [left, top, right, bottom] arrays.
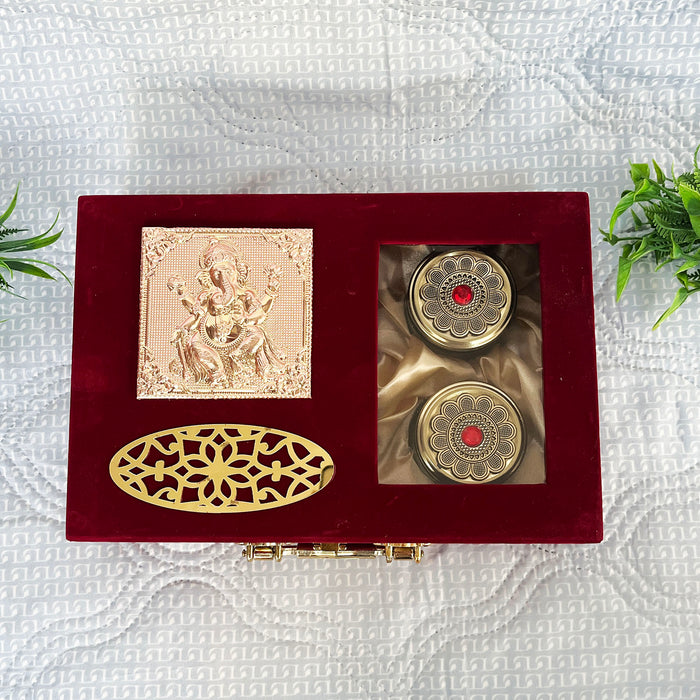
[[0, 2, 697, 697]]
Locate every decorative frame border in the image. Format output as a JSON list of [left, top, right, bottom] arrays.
[[137, 227, 312, 399]]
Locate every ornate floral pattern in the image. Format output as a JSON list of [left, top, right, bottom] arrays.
[[428, 392, 518, 481], [262, 229, 313, 277], [110, 424, 334, 513], [142, 228, 195, 278], [137, 346, 186, 396], [419, 252, 508, 337]]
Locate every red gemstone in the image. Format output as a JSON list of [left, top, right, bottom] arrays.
[[461, 425, 483, 447], [452, 284, 473, 305]]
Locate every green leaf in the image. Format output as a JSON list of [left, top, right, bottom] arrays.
[[616, 249, 633, 301], [0, 287, 25, 299], [678, 182, 700, 236], [628, 237, 650, 262], [652, 159, 666, 183], [630, 162, 650, 186], [6, 256, 70, 284], [3, 259, 56, 280], [656, 258, 675, 271], [0, 228, 63, 253], [679, 182, 700, 215], [676, 257, 700, 273], [0, 226, 28, 241], [670, 234, 684, 259], [630, 209, 643, 230], [0, 183, 19, 227], [608, 179, 657, 236], [675, 271, 695, 290], [653, 287, 689, 329], [599, 226, 618, 244]]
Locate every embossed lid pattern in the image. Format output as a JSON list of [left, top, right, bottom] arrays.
[[411, 381, 526, 484], [406, 249, 516, 352]]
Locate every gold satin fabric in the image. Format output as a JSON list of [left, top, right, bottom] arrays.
[[377, 244, 545, 484]]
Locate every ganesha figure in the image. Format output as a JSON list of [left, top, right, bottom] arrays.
[[166, 275, 226, 385], [167, 239, 284, 386]]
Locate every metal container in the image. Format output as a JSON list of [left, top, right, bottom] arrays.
[[410, 381, 526, 484], [406, 249, 516, 352]]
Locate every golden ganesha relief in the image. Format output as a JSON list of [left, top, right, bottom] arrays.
[[138, 227, 312, 399]]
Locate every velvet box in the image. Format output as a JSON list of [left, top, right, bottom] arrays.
[[66, 193, 602, 544]]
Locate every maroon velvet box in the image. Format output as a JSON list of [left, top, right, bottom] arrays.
[[66, 193, 602, 543]]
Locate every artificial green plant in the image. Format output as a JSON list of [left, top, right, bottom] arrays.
[[602, 144, 700, 328], [0, 184, 68, 310]]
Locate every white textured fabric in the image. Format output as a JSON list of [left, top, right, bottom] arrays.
[[1, 2, 698, 697]]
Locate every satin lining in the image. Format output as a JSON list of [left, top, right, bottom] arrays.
[[377, 244, 545, 484]]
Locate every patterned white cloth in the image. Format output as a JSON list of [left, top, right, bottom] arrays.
[[1, 2, 698, 698]]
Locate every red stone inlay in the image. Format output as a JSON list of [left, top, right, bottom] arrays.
[[452, 284, 473, 305], [461, 425, 484, 447]]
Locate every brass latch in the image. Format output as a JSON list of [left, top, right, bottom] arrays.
[[243, 543, 426, 562]]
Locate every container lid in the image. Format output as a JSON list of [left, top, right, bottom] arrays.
[[411, 381, 526, 484], [406, 249, 515, 352]]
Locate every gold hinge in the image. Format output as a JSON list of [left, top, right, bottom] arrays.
[[242, 543, 426, 563]]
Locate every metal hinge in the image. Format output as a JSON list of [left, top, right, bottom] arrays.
[[243, 543, 426, 562]]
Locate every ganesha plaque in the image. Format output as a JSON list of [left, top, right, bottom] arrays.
[[137, 227, 312, 399]]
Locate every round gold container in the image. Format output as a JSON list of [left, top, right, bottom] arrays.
[[410, 381, 526, 484], [406, 249, 516, 352]]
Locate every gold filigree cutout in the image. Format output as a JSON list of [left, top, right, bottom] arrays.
[[109, 424, 334, 513]]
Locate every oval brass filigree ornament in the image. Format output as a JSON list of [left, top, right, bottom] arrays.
[[109, 424, 334, 513], [410, 382, 525, 484], [406, 249, 516, 352]]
